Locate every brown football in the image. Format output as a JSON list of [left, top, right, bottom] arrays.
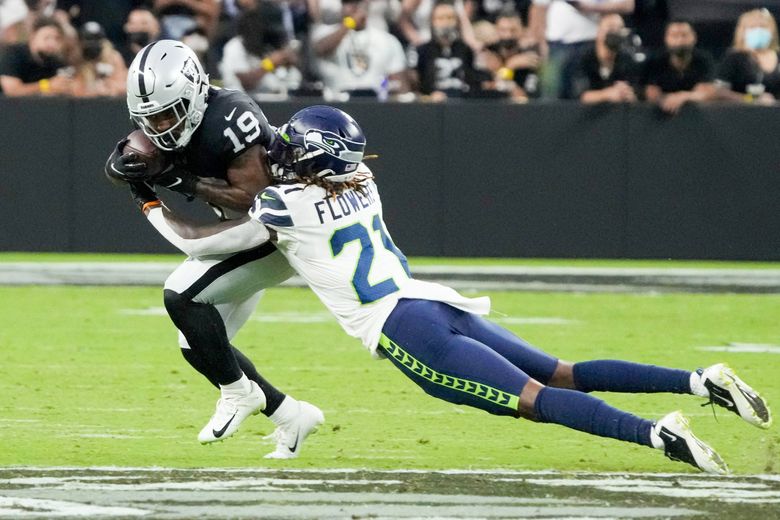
[[122, 129, 171, 178]]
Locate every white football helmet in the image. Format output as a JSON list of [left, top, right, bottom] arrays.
[[126, 40, 209, 150]]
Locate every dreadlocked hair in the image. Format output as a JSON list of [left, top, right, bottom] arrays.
[[300, 172, 374, 199], [299, 155, 377, 198]]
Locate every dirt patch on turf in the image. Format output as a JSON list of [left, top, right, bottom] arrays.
[[0, 468, 778, 518]]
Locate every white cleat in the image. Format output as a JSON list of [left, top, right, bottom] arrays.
[[654, 411, 729, 475], [198, 381, 266, 444], [698, 363, 772, 429], [264, 401, 324, 459]]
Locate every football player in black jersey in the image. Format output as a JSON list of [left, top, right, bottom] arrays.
[[105, 40, 323, 459]]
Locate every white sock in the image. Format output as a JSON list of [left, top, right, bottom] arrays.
[[268, 395, 299, 426], [220, 373, 251, 394], [649, 427, 665, 450], [689, 370, 708, 397]]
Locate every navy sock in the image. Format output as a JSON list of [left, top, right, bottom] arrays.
[[573, 360, 691, 394], [534, 386, 654, 447]]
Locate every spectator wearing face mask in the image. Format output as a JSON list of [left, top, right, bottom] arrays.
[[642, 20, 715, 115], [71, 20, 127, 97], [414, 0, 480, 101], [715, 8, 780, 105], [481, 9, 542, 100], [566, 13, 639, 103], [0, 16, 73, 96], [120, 7, 161, 66]]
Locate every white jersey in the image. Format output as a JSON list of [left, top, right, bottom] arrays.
[[249, 166, 490, 355]]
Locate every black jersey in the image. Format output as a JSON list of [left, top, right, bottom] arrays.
[[172, 87, 274, 181]]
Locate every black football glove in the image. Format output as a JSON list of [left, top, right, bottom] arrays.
[[151, 165, 198, 200], [104, 138, 150, 184], [128, 181, 160, 212]]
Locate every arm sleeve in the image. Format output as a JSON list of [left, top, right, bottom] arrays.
[[146, 208, 270, 257], [250, 187, 294, 229]]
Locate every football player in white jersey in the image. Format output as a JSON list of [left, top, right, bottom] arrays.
[[104, 40, 323, 459], [137, 105, 771, 471]]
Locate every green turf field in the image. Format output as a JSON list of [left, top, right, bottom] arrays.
[[0, 285, 777, 474], [2, 252, 780, 269]]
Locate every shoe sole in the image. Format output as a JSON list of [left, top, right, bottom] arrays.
[[711, 366, 772, 429], [665, 412, 729, 475]]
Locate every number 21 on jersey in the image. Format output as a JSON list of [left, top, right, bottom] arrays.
[[330, 214, 411, 304]]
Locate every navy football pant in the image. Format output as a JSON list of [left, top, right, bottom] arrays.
[[378, 298, 559, 417]]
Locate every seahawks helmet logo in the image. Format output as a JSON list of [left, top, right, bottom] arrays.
[[304, 130, 363, 164]]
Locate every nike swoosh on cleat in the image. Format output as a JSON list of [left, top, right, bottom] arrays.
[[288, 427, 300, 453], [660, 429, 678, 443], [224, 107, 237, 121], [212, 414, 236, 438], [165, 177, 183, 188]]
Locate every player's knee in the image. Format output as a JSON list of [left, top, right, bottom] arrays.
[[163, 289, 188, 318], [547, 360, 576, 390], [518, 379, 546, 421]]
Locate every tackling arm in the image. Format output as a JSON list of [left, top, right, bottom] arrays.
[[163, 144, 272, 212], [145, 205, 270, 257]]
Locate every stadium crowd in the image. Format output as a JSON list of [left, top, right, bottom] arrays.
[[1, 0, 779, 111]]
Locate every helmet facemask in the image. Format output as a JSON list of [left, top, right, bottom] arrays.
[[130, 82, 205, 151]]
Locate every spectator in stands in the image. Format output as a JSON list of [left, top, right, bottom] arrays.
[[219, 2, 302, 99], [153, 0, 219, 40], [567, 13, 639, 103], [470, 0, 529, 25], [310, 0, 399, 32], [120, 7, 161, 65], [481, 9, 541, 100], [528, 0, 634, 98], [714, 8, 780, 104], [414, 0, 480, 101], [642, 20, 715, 115], [311, 0, 408, 100], [0, 16, 73, 96], [0, 0, 28, 44], [399, 0, 479, 50], [71, 20, 127, 97]]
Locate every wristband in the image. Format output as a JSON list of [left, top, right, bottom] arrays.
[[142, 200, 162, 213], [343, 16, 357, 30], [39, 78, 51, 94], [261, 58, 275, 72]]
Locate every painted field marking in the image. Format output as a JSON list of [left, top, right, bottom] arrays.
[[696, 343, 780, 354], [119, 308, 575, 325], [0, 496, 149, 517], [0, 468, 713, 519]]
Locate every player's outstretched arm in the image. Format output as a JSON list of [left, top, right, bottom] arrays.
[[142, 203, 270, 257]]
